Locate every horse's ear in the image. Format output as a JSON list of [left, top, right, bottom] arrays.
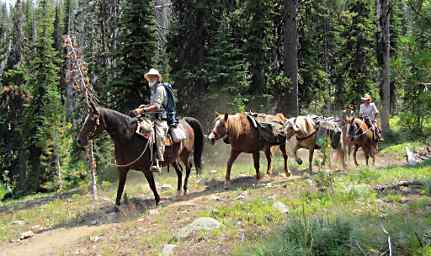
[[215, 112, 221, 117], [224, 113, 229, 122]]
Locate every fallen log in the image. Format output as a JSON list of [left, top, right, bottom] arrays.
[[374, 180, 424, 192]]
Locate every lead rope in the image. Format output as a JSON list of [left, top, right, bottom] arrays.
[[113, 137, 152, 168]]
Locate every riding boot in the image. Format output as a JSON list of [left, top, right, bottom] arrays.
[[151, 141, 163, 173], [150, 159, 162, 173], [376, 128, 384, 142]]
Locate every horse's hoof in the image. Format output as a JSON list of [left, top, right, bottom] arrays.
[[284, 171, 291, 177], [224, 181, 231, 190], [114, 205, 120, 213], [296, 159, 303, 165]]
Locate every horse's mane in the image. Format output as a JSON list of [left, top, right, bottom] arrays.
[[216, 113, 249, 140], [352, 117, 368, 131], [274, 113, 287, 122], [98, 107, 135, 139]]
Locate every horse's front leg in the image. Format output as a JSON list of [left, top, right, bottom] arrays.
[[279, 144, 290, 177], [172, 161, 183, 197], [308, 148, 314, 174], [353, 145, 359, 167], [225, 149, 240, 189], [115, 168, 129, 210], [364, 147, 370, 166], [294, 145, 302, 165], [264, 146, 272, 176], [143, 170, 160, 206], [253, 151, 261, 180], [338, 148, 347, 170], [183, 158, 192, 195]]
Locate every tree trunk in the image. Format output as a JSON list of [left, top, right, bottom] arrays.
[[28, 145, 42, 193], [87, 141, 98, 201], [276, 0, 298, 116], [377, 0, 391, 134]]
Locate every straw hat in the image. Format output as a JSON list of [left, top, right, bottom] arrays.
[[144, 68, 162, 81], [361, 94, 372, 102]]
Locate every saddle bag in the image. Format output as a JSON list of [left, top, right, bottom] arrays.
[[246, 113, 287, 145], [136, 118, 153, 136], [170, 127, 186, 143]]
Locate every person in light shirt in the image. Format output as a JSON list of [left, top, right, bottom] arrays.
[[359, 94, 383, 142]]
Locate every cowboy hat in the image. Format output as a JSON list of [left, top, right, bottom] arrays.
[[361, 94, 372, 101], [144, 68, 162, 81]]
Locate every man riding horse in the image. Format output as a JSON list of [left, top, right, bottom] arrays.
[[359, 94, 383, 142], [130, 68, 172, 173]]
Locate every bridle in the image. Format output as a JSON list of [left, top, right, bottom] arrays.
[[348, 118, 371, 138], [210, 119, 227, 140], [84, 111, 105, 140]]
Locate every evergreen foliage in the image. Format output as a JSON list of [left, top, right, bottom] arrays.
[[110, 0, 157, 112], [25, 0, 62, 193]]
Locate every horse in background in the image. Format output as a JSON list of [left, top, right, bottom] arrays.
[[284, 115, 347, 174], [208, 113, 289, 188], [345, 116, 377, 166]]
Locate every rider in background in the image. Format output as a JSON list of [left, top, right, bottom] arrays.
[[131, 68, 168, 173], [359, 94, 383, 142]]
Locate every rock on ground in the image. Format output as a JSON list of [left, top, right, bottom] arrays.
[[162, 244, 177, 256], [176, 217, 221, 239]]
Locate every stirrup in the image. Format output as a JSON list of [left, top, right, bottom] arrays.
[[150, 160, 162, 173]]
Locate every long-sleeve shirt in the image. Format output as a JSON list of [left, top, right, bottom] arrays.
[[359, 102, 379, 121]]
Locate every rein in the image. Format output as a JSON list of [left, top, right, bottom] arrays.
[[113, 137, 152, 168], [352, 119, 372, 138]]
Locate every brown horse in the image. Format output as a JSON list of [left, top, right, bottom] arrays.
[[77, 106, 204, 208], [345, 117, 377, 166], [208, 113, 289, 188]]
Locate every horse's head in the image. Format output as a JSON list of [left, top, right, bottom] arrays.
[[78, 107, 104, 147], [208, 113, 229, 145], [345, 117, 359, 140]]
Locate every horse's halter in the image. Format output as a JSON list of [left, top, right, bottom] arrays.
[[83, 111, 105, 140], [210, 119, 227, 140]]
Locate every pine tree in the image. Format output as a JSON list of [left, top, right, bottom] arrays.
[[296, 0, 339, 113], [243, 0, 275, 94], [0, 1, 10, 78], [168, 1, 229, 120], [334, 0, 377, 109], [26, 0, 62, 193], [205, 12, 249, 113], [53, 2, 63, 52], [110, 0, 157, 112], [5, 0, 24, 71]]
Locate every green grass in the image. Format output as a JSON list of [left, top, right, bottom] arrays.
[[380, 141, 426, 155], [235, 158, 431, 256], [0, 192, 94, 242]]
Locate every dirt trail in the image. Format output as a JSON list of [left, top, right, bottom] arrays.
[[0, 225, 110, 256]]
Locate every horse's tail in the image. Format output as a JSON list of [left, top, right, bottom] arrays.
[[184, 117, 204, 175]]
